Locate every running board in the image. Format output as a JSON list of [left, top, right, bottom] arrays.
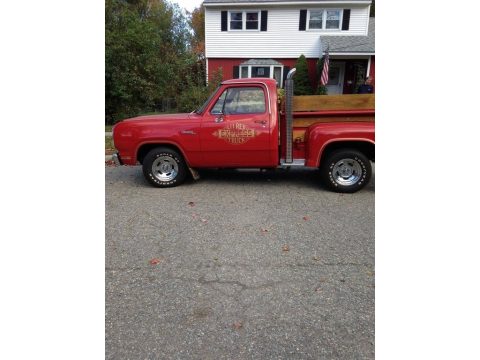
[[279, 159, 306, 167]]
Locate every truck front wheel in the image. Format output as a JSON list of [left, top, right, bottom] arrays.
[[320, 149, 372, 193], [142, 147, 187, 187]]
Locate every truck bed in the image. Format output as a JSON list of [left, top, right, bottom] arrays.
[[289, 94, 374, 140], [280, 94, 375, 159]]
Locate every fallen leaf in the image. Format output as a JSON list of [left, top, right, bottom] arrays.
[[282, 245, 290, 252], [149, 258, 162, 265], [303, 216, 309, 221], [232, 321, 243, 330], [105, 160, 116, 167], [188, 201, 195, 207]]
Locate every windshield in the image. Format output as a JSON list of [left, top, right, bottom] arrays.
[[194, 86, 221, 114]]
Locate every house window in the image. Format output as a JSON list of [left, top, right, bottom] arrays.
[[309, 10, 323, 29], [273, 67, 282, 86], [239, 64, 284, 87], [240, 66, 248, 78], [230, 12, 243, 30], [307, 9, 342, 30], [326, 10, 341, 29], [252, 66, 270, 77], [246, 12, 259, 29], [229, 11, 260, 31]]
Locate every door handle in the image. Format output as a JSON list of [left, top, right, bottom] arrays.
[[254, 120, 267, 125], [214, 116, 224, 123]]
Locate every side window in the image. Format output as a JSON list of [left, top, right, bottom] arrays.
[[223, 87, 266, 115], [210, 90, 227, 114]]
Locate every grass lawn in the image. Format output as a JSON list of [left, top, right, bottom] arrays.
[[105, 135, 115, 155], [105, 125, 113, 132]]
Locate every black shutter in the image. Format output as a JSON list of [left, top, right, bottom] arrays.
[[233, 66, 239, 79], [299, 10, 307, 31], [282, 66, 290, 87], [221, 11, 228, 31], [261, 11, 268, 31], [342, 9, 351, 30]]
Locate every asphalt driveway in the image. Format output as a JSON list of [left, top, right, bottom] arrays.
[[106, 166, 375, 359]]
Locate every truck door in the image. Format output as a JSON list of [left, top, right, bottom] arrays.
[[200, 85, 272, 167]]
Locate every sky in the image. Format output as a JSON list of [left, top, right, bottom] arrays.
[[173, 0, 203, 12]]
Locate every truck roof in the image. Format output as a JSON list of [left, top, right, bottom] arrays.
[[222, 78, 277, 87]]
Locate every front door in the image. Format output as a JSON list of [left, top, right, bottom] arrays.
[[326, 62, 345, 95], [200, 85, 272, 167]]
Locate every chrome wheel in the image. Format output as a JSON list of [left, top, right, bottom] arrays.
[[152, 156, 179, 182], [331, 158, 362, 186]]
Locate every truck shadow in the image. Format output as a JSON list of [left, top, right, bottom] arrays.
[[192, 168, 375, 192], [124, 166, 374, 192]]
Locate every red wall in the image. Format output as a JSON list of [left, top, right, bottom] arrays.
[[208, 57, 375, 90], [208, 58, 319, 88]]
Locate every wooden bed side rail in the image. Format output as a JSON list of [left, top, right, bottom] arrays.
[[292, 94, 375, 112]]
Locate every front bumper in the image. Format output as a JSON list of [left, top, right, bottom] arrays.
[[112, 152, 123, 166]]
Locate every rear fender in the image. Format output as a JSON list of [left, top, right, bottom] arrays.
[[305, 122, 375, 167]]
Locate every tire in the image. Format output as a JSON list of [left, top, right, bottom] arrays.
[[320, 149, 372, 193], [142, 147, 187, 188]]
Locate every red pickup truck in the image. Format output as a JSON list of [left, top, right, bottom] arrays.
[[112, 69, 375, 193]]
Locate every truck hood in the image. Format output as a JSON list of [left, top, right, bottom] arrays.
[[122, 113, 192, 124]]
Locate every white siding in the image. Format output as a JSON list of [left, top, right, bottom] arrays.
[[205, 5, 370, 58]]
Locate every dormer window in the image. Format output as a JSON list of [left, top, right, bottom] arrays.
[[307, 9, 342, 30], [229, 11, 260, 31]]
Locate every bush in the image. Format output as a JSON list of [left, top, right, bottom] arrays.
[[315, 85, 328, 95], [176, 86, 209, 113], [176, 68, 223, 113], [294, 54, 313, 95]]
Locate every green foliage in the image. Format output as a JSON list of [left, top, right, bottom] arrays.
[[176, 68, 223, 113], [176, 86, 209, 113], [277, 88, 285, 103], [293, 55, 313, 95], [315, 85, 328, 95], [105, 0, 195, 124]]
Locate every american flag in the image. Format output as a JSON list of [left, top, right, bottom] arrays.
[[320, 48, 330, 86]]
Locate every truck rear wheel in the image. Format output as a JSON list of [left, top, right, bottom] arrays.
[[142, 147, 187, 188], [320, 149, 371, 193]]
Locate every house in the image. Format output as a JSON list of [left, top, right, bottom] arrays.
[[203, 0, 375, 94]]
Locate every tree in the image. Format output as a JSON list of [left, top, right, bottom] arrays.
[[293, 54, 313, 95], [105, 0, 191, 123], [189, 5, 205, 58]]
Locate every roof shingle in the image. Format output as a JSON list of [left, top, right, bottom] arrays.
[[322, 18, 375, 53]]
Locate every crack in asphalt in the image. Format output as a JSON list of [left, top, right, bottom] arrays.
[[105, 261, 373, 272]]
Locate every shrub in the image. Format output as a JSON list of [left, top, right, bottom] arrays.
[[293, 54, 313, 95], [176, 68, 223, 113]]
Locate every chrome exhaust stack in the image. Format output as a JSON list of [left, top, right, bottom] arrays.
[[284, 68, 296, 164]]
